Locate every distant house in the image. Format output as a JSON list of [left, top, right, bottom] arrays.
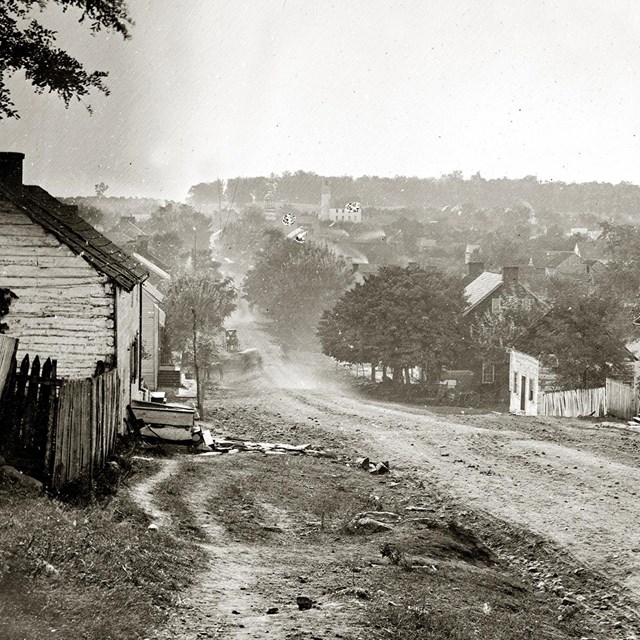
[[319, 180, 362, 223], [463, 265, 544, 323], [107, 215, 148, 251], [452, 264, 545, 401], [140, 280, 166, 392], [0, 152, 148, 420]]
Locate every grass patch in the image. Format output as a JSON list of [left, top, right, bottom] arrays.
[[174, 451, 600, 639], [0, 458, 200, 640], [154, 459, 207, 541], [183, 453, 373, 542]]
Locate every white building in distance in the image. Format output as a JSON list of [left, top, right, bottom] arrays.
[[319, 180, 362, 223]]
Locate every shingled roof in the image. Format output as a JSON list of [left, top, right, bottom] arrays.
[[0, 182, 147, 292], [463, 271, 502, 315]]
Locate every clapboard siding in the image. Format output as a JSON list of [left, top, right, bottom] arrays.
[[0, 206, 116, 378], [116, 285, 142, 430], [141, 287, 160, 390]]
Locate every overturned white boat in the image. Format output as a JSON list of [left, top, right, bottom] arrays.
[[130, 399, 197, 444]]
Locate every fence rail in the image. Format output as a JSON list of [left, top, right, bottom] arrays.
[[541, 378, 636, 419]]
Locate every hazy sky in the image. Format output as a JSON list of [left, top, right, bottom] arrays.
[[3, 0, 640, 200]]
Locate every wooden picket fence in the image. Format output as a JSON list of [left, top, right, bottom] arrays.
[[51, 368, 120, 491], [0, 353, 61, 477], [541, 386, 606, 418], [541, 378, 636, 419], [605, 378, 636, 421], [0, 345, 122, 491]]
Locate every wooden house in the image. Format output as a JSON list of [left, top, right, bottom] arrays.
[[0, 152, 148, 421], [454, 264, 545, 401]]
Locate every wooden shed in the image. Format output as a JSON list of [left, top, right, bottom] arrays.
[[0, 152, 148, 422]]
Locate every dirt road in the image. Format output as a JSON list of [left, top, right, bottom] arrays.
[[226, 310, 640, 613], [133, 310, 640, 638]]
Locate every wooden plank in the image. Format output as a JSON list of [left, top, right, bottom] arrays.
[[52, 381, 68, 491], [0, 265, 104, 278], [0, 224, 55, 237], [0, 235, 61, 248], [43, 360, 58, 485], [22, 356, 41, 458], [0, 276, 107, 288], [0, 212, 37, 225], [0, 256, 95, 269], [0, 335, 18, 399]]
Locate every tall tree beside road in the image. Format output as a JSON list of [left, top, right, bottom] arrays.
[[1, 0, 132, 118], [521, 280, 630, 389], [243, 235, 352, 347], [318, 266, 466, 382], [164, 270, 236, 416]]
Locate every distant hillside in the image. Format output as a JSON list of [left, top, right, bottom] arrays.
[[62, 196, 168, 221], [188, 172, 640, 221]]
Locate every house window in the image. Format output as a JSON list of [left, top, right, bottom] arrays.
[[513, 371, 518, 393], [529, 379, 535, 401], [482, 361, 495, 384], [491, 297, 501, 313]]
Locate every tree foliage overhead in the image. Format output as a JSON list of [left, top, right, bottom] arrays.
[[243, 235, 352, 346], [470, 296, 546, 360], [0, 0, 132, 118], [318, 266, 467, 378], [519, 280, 631, 389]]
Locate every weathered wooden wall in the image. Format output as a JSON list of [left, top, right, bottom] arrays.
[[141, 284, 162, 390], [115, 285, 142, 430], [0, 204, 116, 378]]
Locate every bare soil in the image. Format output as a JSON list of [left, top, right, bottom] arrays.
[[129, 310, 640, 638]]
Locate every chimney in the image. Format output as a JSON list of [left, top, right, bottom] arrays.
[[502, 266, 519, 286], [467, 261, 484, 279], [0, 152, 24, 188]]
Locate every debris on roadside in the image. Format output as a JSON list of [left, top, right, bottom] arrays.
[[346, 515, 394, 534], [331, 587, 371, 600], [193, 435, 335, 458], [351, 456, 391, 475], [296, 596, 314, 611]]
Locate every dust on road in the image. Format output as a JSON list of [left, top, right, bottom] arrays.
[[229, 312, 640, 611]]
